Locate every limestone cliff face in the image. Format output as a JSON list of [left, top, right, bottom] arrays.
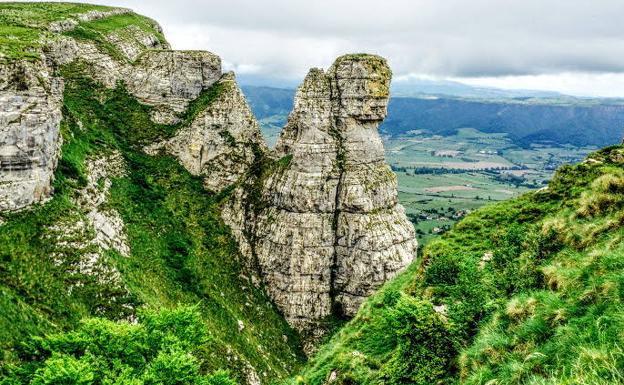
[[1, 7, 262, 211], [0, 60, 63, 211], [145, 71, 267, 192], [46, 38, 222, 125], [127, 50, 222, 124], [225, 54, 417, 333]]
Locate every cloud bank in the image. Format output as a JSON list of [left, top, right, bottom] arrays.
[[40, 0, 624, 96]]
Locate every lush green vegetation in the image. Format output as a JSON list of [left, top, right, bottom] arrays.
[[0, 2, 164, 63], [2, 306, 238, 385], [0, 63, 303, 382], [64, 12, 166, 63], [294, 145, 624, 384]]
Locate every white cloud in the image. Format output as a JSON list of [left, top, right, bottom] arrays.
[[26, 0, 624, 96], [453, 72, 624, 98]]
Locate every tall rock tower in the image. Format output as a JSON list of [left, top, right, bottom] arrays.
[[225, 54, 417, 336]]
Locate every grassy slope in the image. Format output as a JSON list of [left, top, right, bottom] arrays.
[[0, 2, 165, 63], [0, 4, 304, 380], [297, 145, 624, 385]]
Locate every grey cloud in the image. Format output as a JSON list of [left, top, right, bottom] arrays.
[[34, 0, 624, 80]]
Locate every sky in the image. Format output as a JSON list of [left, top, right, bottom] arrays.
[[29, 0, 624, 97]]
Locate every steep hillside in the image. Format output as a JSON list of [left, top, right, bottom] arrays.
[[0, 3, 303, 383], [293, 144, 624, 384]]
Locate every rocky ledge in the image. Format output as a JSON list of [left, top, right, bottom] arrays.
[[0, 7, 258, 210]]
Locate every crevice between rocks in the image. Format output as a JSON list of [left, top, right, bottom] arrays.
[[328, 70, 347, 319]]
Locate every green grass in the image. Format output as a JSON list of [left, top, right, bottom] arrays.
[[0, 63, 304, 382], [64, 12, 167, 62], [293, 145, 624, 384], [0, 2, 165, 63]]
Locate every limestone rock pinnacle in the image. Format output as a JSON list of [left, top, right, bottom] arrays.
[[224, 54, 417, 336]]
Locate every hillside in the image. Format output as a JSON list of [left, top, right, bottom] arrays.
[[3, 3, 624, 385], [292, 144, 624, 384], [0, 3, 303, 383], [241, 86, 624, 148], [385, 97, 624, 148]]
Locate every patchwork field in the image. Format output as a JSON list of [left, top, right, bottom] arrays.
[[385, 128, 596, 244]]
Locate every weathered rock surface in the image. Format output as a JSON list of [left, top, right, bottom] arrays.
[[75, 151, 130, 257], [225, 54, 417, 333], [2, 9, 223, 211], [46, 39, 219, 125], [106, 24, 169, 62], [46, 151, 131, 312], [145, 72, 266, 191], [0, 60, 63, 211], [127, 50, 221, 124]]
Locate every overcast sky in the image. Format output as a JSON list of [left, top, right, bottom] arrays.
[[37, 0, 624, 96]]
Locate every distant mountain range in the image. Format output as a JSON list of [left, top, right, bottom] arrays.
[[242, 81, 624, 147], [390, 77, 564, 99]]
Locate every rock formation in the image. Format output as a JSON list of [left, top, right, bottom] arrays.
[[0, 4, 415, 352], [144, 71, 266, 192], [0, 60, 63, 211], [127, 50, 222, 124], [224, 54, 417, 333], [1, 7, 261, 210]]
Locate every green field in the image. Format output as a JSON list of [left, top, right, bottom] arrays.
[[384, 128, 596, 244]]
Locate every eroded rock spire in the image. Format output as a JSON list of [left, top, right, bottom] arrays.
[[225, 54, 417, 337]]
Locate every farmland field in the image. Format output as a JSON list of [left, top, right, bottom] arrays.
[[385, 128, 596, 244]]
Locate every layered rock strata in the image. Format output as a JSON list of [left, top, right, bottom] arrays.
[[46, 38, 220, 124], [145, 71, 266, 192], [225, 54, 417, 332], [0, 60, 63, 211], [1, 8, 254, 210], [127, 50, 222, 124]]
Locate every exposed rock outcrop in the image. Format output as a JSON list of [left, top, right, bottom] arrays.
[[46, 151, 132, 314], [145, 71, 266, 192], [0, 60, 63, 211], [2, 8, 230, 211], [224, 54, 417, 334], [46, 39, 219, 125], [127, 50, 221, 124], [75, 151, 130, 257]]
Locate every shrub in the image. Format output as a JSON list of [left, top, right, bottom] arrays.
[[379, 295, 456, 385], [3, 307, 237, 385]]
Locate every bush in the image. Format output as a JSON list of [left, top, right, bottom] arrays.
[[4, 306, 237, 385], [379, 295, 456, 385]]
